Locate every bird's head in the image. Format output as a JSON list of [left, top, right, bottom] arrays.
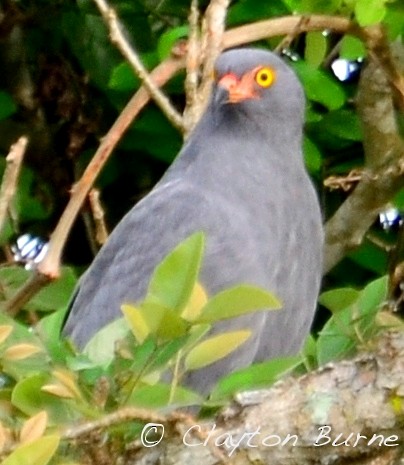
[[211, 48, 305, 127]]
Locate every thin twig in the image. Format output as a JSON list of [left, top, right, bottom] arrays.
[[88, 188, 108, 246], [183, 0, 201, 135], [274, 16, 310, 53], [198, 0, 230, 112], [62, 406, 167, 440], [92, 0, 184, 131], [0, 136, 27, 234]]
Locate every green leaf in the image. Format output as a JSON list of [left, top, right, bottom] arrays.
[[0, 313, 48, 380], [209, 356, 301, 402], [157, 25, 189, 60], [196, 285, 281, 324], [84, 317, 129, 365], [227, 0, 290, 25], [305, 31, 328, 68], [184, 330, 251, 371], [356, 275, 388, 317], [147, 232, 205, 311], [288, 0, 341, 13], [319, 288, 360, 313], [127, 383, 202, 408], [340, 35, 366, 60], [122, 305, 150, 344], [1, 435, 60, 465], [293, 61, 346, 110], [12, 374, 77, 424], [316, 307, 357, 365], [0, 91, 17, 120], [384, 2, 404, 40], [36, 308, 70, 363], [109, 53, 158, 91], [27, 267, 77, 312], [303, 137, 322, 174], [316, 109, 362, 141], [122, 303, 188, 343], [355, 0, 387, 26], [154, 309, 188, 341], [317, 276, 388, 365], [108, 62, 139, 91], [0, 266, 31, 302], [146, 335, 190, 373], [349, 239, 388, 274]]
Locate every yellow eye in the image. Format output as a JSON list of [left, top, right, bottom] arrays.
[[255, 67, 275, 88]]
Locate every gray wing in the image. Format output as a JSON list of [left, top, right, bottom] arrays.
[[63, 179, 269, 350]]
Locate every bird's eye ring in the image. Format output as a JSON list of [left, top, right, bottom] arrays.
[[255, 67, 275, 88]]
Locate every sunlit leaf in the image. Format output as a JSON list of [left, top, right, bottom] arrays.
[[12, 374, 77, 424], [127, 383, 202, 408], [319, 288, 360, 313], [84, 317, 129, 365], [52, 369, 82, 400], [209, 356, 301, 401], [0, 325, 13, 345], [157, 25, 188, 60], [184, 330, 251, 370], [3, 344, 42, 361], [340, 35, 366, 60], [196, 285, 281, 324], [20, 411, 48, 444], [147, 232, 205, 312], [41, 384, 75, 399], [122, 305, 150, 344], [1, 435, 59, 465], [355, 0, 386, 26], [305, 31, 327, 67], [181, 282, 208, 321]]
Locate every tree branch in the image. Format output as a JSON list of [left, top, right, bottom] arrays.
[[128, 332, 404, 465], [323, 29, 404, 272], [183, 0, 201, 135]]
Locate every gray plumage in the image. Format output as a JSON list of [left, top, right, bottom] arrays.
[[63, 48, 323, 393]]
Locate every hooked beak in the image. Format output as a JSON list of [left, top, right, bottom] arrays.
[[218, 72, 258, 103]]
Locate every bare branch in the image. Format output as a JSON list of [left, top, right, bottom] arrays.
[[324, 32, 404, 273], [0, 136, 27, 234], [88, 188, 108, 246], [223, 15, 353, 49], [198, 0, 230, 105], [130, 332, 404, 465], [92, 0, 184, 131], [183, 0, 201, 134], [63, 406, 167, 440]]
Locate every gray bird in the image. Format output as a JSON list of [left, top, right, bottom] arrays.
[[63, 48, 323, 394]]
